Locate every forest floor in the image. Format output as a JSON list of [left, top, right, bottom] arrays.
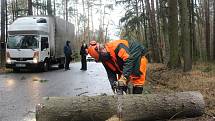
[[145, 62, 215, 121]]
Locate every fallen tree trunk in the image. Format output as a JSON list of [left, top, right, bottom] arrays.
[[36, 91, 205, 121]]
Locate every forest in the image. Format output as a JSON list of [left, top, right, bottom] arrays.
[[1, 0, 215, 71]]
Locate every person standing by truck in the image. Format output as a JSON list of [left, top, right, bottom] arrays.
[[80, 41, 88, 70], [64, 40, 72, 70]]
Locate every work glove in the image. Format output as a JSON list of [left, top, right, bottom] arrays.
[[116, 75, 128, 95], [116, 81, 128, 95], [118, 75, 128, 86]]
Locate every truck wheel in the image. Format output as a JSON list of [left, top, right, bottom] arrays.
[[58, 58, 65, 69], [43, 61, 49, 72], [58, 64, 64, 69]]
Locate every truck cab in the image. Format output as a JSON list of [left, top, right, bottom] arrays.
[[6, 17, 52, 72], [6, 16, 74, 72], [6, 34, 50, 71]]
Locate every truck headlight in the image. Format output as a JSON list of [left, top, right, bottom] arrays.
[[33, 57, 38, 63], [6, 58, 11, 64], [6, 51, 11, 64], [33, 51, 39, 63]]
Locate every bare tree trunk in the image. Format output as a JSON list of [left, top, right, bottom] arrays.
[[44, 0, 46, 15], [156, 0, 164, 63], [36, 91, 205, 121], [190, 0, 198, 61], [140, 0, 148, 48], [205, 0, 210, 60], [168, 0, 181, 68], [5, 0, 8, 43], [213, 0, 215, 60], [12, 0, 15, 21], [36, 0, 39, 15], [1, 0, 6, 67], [82, 0, 86, 41], [47, 0, 52, 15], [196, 0, 204, 60], [145, 0, 154, 62], [40, 0, 43, 15], [15, 0, 18, 17], [53, 0, 56, 15], [150, 0, 160, 63], [179, 0, 192, 72], [160, 0, 170, 64], [134, 0, 142, 43], [87, 1, 90, 43], [28, 0, 33, 15], [65, 0, 68, 21], [91, 5, 95, 40]]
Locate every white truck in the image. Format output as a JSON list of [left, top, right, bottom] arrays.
[[6, 16, 75, 72]]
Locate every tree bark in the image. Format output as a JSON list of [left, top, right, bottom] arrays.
[[151, 0, 161, 63], [82, 0, 86, 41], [36, 91, 205, 121], [47, 0, 52, 15], [179, 0, 192, 72], [12, 0, 15, 21], [140, 0, 148, 48], [36, 0, 38, 15], [168, 0, 181, 68], [28, 0, 33, 15], [65, 0, 68, 21], [1, 0, 6, 67], [213, 0, 215, 60], [53, 0, 56, 15], [145, 0, 154, 62], [190, 0, 198, 61], [156, 0, 164, 63], [160, 0, 170, 64], [205, 0, 210, 60]]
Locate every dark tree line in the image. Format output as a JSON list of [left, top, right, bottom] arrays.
[[118, 0, 215, 71], [1, 0, 215, 70]]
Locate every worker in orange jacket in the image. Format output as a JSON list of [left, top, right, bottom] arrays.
[[88, 40, 148, 94]]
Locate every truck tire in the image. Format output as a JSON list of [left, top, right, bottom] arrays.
[[58, 58, 65, 69], [13, 68, 20, 73], [43, 61, 49, 72], [58, 64, 64, 69]]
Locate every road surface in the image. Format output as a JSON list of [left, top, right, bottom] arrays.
[[0, 62, 113, 121]]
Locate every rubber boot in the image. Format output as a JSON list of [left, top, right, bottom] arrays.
[[133, 86, 143, 94]]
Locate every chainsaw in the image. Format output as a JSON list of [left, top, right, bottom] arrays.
[[113, 81, 128, 95]]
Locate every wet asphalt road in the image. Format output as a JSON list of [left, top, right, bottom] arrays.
[[0, 62, 113, 121]]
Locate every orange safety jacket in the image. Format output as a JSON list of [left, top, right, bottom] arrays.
[[102, 40, 147, 87]]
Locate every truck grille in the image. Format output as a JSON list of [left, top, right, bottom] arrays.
[[11, 58, 33, 61]]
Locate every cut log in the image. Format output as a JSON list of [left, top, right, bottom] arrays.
[[36, 91, 205, 121]]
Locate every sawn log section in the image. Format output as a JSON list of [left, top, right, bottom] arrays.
[[36, 91, 205, 121]]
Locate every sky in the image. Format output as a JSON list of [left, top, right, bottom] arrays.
[[101, 2, 125, 40], [75, 0, 125, 40], [0, 0, 125, 39], [64, 0, 125, 40]]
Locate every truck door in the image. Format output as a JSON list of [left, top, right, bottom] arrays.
[[40, 36, 50, 62]]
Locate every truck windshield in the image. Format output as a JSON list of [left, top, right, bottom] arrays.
[[7, 35, 39, 49]]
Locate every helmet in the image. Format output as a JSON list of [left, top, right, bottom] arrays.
[[88, 41, 100, 61]]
